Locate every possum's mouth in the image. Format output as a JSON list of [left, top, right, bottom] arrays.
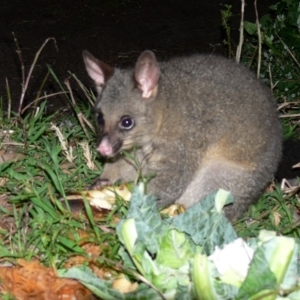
[[98, 135, 141, 158], [111, 140, 123, 155], [113, 143, 141, 159]]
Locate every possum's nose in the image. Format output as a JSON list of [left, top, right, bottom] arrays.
[[97, 136, 113, 156]]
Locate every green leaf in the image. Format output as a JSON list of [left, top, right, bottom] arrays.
[[118, 183, 162, 255], [171, 189, 237, 254], [244, 21, 257, 35], [237, 247, 277, 300], [59, 265, 167, 299], [59, 266, 124, 300], [28, 125, 48, 142], [156, 228, 194, 269], [56, 236, 85, 254]]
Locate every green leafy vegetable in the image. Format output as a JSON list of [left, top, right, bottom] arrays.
[[60, 185, 300, 299]]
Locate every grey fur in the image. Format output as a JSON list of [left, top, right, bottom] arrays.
[[83, 50, 282, 221]]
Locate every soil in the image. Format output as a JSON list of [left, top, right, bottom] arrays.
[[1, 0, 300, 179]]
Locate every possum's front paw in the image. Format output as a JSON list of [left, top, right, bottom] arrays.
[[88, 178, 111, 190]]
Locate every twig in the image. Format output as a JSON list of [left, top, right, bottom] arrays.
[[236, 0, 245, 63], [21, 91, 68, 115], [5, 78, 12, 121], [33, 70, 51, 110], [268, 63, 279, 91], [14, 36, 58, 117], [277, 34, 300, 70], [64, 78, 76, 106], [278, 100, 300, 110], [69, 72, 96, 106], [254, 0, 262, 78], [64, 78, 95, 138], [12, 32, 25, 91], [279, 113, 300, 118]]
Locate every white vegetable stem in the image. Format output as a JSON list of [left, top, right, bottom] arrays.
[[121, 218, 144, 274], [193, 253, 218, 300], [121, 218, 159, 277]]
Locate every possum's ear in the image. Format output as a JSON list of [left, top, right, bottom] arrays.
[[82, 50, 114, 88], [134, 50, 160, 99]]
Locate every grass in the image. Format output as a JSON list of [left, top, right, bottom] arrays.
[[0, 100, 125, 264], [1, 0, 300, 298], [234, 187, 300, 238]]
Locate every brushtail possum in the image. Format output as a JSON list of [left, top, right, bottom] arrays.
[[83, 50, 282, 221]]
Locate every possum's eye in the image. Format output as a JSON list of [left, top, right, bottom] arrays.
[[97, 114, 105, 126], [119, 116, 135, 130]]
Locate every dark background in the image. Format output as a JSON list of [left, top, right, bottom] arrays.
[[0, 0, 276, 112]]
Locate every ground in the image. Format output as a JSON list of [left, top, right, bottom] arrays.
[[1, 0, 299, 179]]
